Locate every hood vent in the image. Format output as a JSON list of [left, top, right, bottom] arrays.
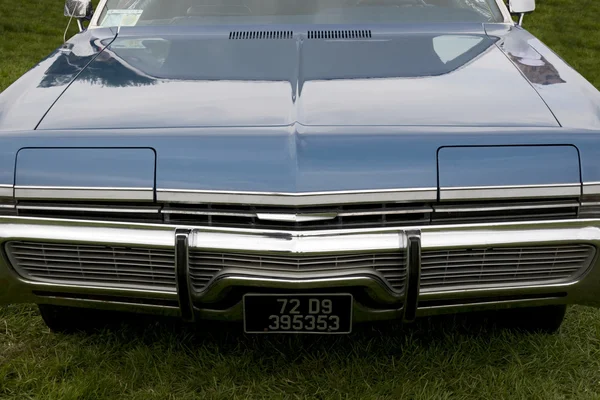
[[229, 30, 293, 40], [308, 30, 372, 39]]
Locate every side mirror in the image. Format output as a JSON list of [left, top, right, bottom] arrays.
[[64, 0, 93, 32], [65, 0, 93, 19], [509, 0, 535, 26]]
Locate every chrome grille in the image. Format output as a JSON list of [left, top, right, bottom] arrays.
[[165, 203, 431, 230], [420, 244, 596, 290], [163, 199, 578, 229], [6, 241, 176, 291], [188, 251, 407, 291], [432, 200, 579, 224], [12, 198, 579, 231]]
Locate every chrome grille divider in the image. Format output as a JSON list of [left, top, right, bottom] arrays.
[[403, 231, 421, 322], [175, 230, 194, 322]]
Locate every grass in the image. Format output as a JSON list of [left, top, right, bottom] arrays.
[[2, 0, 600, 398], [3, 307, 600, 399], [0, 0, 80, 92]]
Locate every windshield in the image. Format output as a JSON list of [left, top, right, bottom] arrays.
[[97, 0, 505, 27]]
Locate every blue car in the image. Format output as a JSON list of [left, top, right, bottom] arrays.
[[0, 0, 598, 334]]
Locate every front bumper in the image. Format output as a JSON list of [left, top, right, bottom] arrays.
[[1, 216, 600, 323]]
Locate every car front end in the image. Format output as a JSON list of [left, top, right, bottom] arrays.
[[2, 0, 600, 333]]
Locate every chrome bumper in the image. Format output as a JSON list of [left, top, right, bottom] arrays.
[[1, 216, 600, 322]]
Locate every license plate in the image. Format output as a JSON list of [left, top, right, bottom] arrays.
[[243, 294, 353, 334]]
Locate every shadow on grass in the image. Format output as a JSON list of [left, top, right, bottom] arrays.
[[5, 304, 585, 399], [69, 308, 541, 358]]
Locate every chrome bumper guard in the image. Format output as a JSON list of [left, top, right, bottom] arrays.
[[1, 216, 599, 322]]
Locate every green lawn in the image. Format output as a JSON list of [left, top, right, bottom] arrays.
[[2, 1, 600, 399]]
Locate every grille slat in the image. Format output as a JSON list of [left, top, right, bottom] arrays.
[[422, 247, 589, 257], [189, 258, 406, 267], [189, 261, 406, 271], [16, 263, 176, 277], [189, 253, 406, 271], [188, 250, 406, 292], [420, 244, 595, 290], [380, 273, 407, 279], [420, 274, 575, 287], [9, 243, 173, 255], [24, 272, 175, 286], [421, 267, 581, 278], [10, 249, 175, 259], [421, 258, 590, 269], [11, 256, 175, 268], [191, 253, 405, 262], [6, 242, 176, 291]]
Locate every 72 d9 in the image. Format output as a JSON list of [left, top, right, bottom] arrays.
[[269, 298, 340, 332]]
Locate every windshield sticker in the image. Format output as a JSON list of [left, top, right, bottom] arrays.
[[101, 9, 143, 27]]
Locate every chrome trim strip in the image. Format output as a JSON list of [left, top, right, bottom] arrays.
[[0, 217, 598, 257], [0, 185, 12, 198], [14, 186, 150, 191], [12, 273, 177, 294], [162, 209, 255, 218], [14, 186, 154, 201], [3, 214, 599, 237], [415, 297, 567, 317], [13, 278, 178, 300], [583, 182, 600, 195], [440, 183, 581, 201], [17, 204, 161, 214], [8, 182, 588, 205], [157, 188, 438, 206], [420, 227, 599, 251], [433, 201, 579, 213], [581, 202, 600, 207], [188, 230, 406, 254], [0, 220, 175, 248], [159, 184, 581, 205], [163, 206, 432, 219], [197, 273, 400, 304], [338, 207, 433, 217], [3, 214, 600, 237], [255, 213, 338, 222], [35, 296, 181, 316]]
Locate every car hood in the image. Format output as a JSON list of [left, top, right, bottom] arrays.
[[36, 26, 559, 129]]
